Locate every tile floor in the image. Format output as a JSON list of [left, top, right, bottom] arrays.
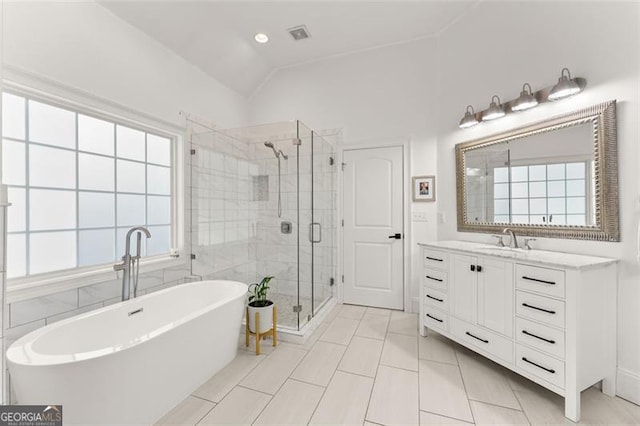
[[156, 304, 640, 425]]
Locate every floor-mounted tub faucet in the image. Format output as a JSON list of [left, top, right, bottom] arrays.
[[502, 227, 518, 248], [114, 226, 151, 301]]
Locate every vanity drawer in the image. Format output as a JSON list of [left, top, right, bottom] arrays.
[[516, 264, 565, 299], [516, 317, 565, 359], [424, 287, 448, 311], [516, 344, 565, 390], [423, 307, 448, 333], [516, 291, 565, 329], [450, 317, 513, 364], [423, 268, 448, 292], [423, 249, 449, 270]]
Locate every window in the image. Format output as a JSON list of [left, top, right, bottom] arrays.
[[493, 161, 591, 225], [2, 91, 175, 280]]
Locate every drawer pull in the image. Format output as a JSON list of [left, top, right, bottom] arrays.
[[522, 330, 556, 344], [522, 357, 555, 374], [426, 275, 443, 282], [426, 313, 443, 323], [522, 276, 556, 285], [426, 256, 443, 262], [426, 294, 444, 303], [465, 331, 489, 344], [522, 303, 556, 315]]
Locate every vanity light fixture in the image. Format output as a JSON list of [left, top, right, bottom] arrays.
[[458, 67, 586, 129], [511, 83, 539, 112], [254, 33, 269, 44], [482, 95, 505, 121], [458, 105, 479, 129], [548, 68, 582, 100]]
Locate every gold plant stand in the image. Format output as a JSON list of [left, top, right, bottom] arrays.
[[245, 305, 277, 355]]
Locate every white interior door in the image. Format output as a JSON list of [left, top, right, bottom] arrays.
[[343, 146, 404, 309]]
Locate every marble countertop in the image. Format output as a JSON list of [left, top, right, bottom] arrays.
[[418, 240, 618, 270]]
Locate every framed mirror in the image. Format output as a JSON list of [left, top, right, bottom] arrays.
[[456, 100, 618, 241]]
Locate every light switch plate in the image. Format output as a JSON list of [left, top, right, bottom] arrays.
[[412, 211, 428, 222]]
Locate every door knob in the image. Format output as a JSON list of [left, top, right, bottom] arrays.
[[388, 233, 402, 239]]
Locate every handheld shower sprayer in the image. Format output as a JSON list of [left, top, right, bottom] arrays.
[[263, 141, 288, 218], [264, 141, 287, 160], [264, 141, 278, 157]]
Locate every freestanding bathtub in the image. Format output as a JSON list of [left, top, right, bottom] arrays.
[[7, 280, 247, 425]]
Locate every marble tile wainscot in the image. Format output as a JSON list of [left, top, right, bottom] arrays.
[[418, 240, 618, 422]]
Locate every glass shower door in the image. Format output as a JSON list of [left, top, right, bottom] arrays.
[[311, 131, 336, 316]]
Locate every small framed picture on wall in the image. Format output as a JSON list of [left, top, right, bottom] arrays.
[[412, 175, 436, 202]]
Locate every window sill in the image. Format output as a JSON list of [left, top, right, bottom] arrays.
[[6, 256, 187, 304]]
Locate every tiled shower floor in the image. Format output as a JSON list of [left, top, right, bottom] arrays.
[[156, 304, 640, 425], [268, 292, 330, 329]]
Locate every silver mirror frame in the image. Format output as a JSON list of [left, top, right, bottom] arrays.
[[456, 100, 618, 241]]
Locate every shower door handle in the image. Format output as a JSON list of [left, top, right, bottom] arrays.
[[309, 223, 322, 243]]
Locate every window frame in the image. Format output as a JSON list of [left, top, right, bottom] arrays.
[[2, 82, 186, 303]]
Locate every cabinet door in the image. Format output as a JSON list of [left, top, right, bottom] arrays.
[[477, 257, 514, 337], [451, 254, 476, 323]]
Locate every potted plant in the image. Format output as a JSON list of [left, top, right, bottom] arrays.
[[247, 276, 275, 334]]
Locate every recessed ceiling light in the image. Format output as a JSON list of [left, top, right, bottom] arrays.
[[254, 33, 269, 44]]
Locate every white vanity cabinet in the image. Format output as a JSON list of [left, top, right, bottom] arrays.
[[451, 254, 513, 338], [419, 241, 618, 422]]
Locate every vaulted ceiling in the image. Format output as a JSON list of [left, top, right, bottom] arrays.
[[100, 1, 476, 97]]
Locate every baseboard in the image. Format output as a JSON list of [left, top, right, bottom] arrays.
[[617, 368, 640, 405]]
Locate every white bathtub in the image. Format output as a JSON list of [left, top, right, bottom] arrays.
[[7, 280, 247, 425]]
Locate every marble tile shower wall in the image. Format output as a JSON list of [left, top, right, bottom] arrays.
[[190, 131, 257, 284], [253, 137, 337, 310], [254, 139, 301, 301]]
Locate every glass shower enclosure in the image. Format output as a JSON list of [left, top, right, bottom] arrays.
[[188, 120, 336, 330]]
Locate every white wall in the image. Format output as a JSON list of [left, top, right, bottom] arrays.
[[249, 37, 440, 312], [2, 1, 248, 128], [436, 1, 640, 403], [250, 1, 640, 403]]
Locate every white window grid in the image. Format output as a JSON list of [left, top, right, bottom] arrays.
[[493, 161, 591, 226], [2, 91, 175, 279]]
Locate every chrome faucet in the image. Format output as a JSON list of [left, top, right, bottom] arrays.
[[114, 226, 151, 301], [502, 227, 519, 248]]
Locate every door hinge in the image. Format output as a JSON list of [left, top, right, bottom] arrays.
[[330, 277, 335, 286], [341, 275, 344, 283], [190, 253, 196, 260], [329, 156, 334, 166], [190, 148, 196, 155], [293, 305, 303, 313], [341, 219, 344, 227], [341, 162, 346, 171]]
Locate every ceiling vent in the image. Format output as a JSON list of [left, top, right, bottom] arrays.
[[287, 25, 311, 41]]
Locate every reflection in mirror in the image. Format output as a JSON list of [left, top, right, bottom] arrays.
[[456, 101, 618, 241], [465, 124, 595, 226]]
